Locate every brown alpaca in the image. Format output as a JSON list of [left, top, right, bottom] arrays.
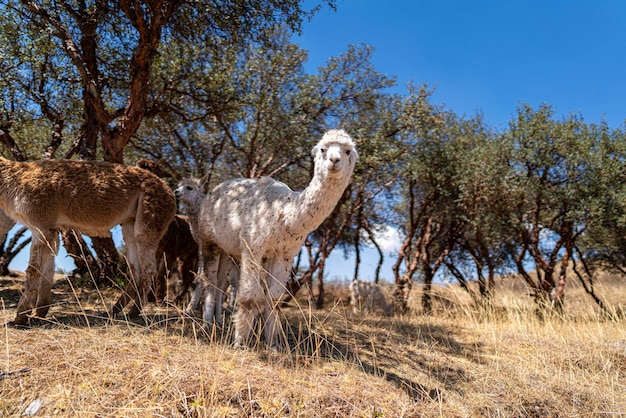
[[153, 214, 198, 303], [0, 157, 176, 325], [133, 160, 198, 304]]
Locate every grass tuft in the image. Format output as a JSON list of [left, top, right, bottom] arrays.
[[1, 271, 625, 417]]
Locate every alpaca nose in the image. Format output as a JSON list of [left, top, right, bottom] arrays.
[[329, 155, 341, 165]]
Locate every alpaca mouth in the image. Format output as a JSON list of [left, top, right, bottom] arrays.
[[328, 167, 342, 175]]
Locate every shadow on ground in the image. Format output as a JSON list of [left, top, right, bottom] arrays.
[[2, 274, 483, 403]]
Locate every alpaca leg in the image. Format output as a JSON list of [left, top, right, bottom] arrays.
[[201, 245, 221, 327], [153, 255, 168, 303], [12, 230, 47, 325], [127, 237, 158, 318], [184, 247, 205, 314], [35, 231, 59, 318], [185, 277, 204, 315], [262, 303, 282, 350], [232, 253, 264, 348], [365, 291, 375, 314], [226, 259, 239, 312], [233, 300, 259, 349], [262, 260, 290, 349], [352, 298, 360, 314], [111, 223, 140, 316], [176, 254, 197, 303], [226, 283, 237, 312], [212, 251, 233, 324]]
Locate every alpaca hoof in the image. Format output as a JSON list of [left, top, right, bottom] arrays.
[[7, 314, 29, 328], [6, 319, 30, 329], [232, 341, 247, 350], [109, 305, 122, 317], [127, 306, 141, 318]]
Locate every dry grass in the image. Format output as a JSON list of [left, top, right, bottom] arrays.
[[1, 272, 625, 417]]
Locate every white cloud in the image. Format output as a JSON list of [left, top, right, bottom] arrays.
[[372, 225, 403, 253]]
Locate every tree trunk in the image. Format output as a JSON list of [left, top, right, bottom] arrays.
[[0, 227, 31, 276], [572, 248, 614, 319], [393, 273, 412, 314], [552, 246, 570, 313], [0, 124, 27, 161], [92, 236, 122, 286], [61, 231, 99, 280], [421, 265, 433, 314], [315, 259, 326, 309]]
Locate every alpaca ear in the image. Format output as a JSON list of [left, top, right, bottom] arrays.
[[349, 147, 358, 164], [201, 180, 210, 194], [199, 173, 210, 194], [311, 145, 319, 158]]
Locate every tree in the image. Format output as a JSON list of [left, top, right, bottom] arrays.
[[502, 104, 609, 312], [0, 0, 332, 274], [389, 87, 463, 314], [445, 116, 512, 306]]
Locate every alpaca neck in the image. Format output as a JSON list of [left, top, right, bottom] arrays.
[[287, 172, 349, 235], [182, 196, 203, 240]]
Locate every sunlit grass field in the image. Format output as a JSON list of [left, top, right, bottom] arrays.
[[1, 271, 625, 417]]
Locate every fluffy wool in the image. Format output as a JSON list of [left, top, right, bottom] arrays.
[[0, 157, 176, 325], [194, 129, 358, 349]]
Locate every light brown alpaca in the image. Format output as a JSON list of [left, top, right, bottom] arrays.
[[153, 214, 198, 303], [0, 157, 176, 325], [349, 280, 394, 315], [195, 129, 357, 349]]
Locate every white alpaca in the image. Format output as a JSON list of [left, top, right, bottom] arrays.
[[349, 280, 394, 315], [196, 129, 358, 349], [174, 178, 238, 323], [0, 157, 177, 325]]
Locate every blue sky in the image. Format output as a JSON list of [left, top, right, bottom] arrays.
[[7, 1, 626, 282], [296, 0, 626, 129], [299, 0, 626, 281]]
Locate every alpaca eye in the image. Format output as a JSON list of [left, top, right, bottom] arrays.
[[320, 148, 326, 154], [345, 150, 351, 156]]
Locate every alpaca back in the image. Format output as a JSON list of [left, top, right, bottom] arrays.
[[200, 177, 305, 259], [0, 158, 175, 237]]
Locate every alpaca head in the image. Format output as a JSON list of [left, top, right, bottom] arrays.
[[174, 177, 203, 205], [311, 129, 358, 181]]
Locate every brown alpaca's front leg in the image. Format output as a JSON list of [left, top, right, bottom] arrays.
[[12, 230, 57, 325], [12, 260, 39, 325], [126, 240, 159, 318], [35, 231, 59, 318]]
